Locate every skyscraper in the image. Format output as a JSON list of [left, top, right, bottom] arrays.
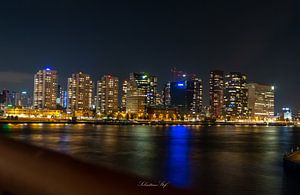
[[20, 91, 31, 108], [169, 78, 203, 115], [67, 72, 93, 111], [126, 88, 146, 114], [162, 82, 171, 106], [33, 68, 58, 109], [223, 72, 248, 119], [2, 90, 11, 107], [247, 83, 274, 119], [125, 72, 158, 114], [121, 80, 128, 112], [61, 91, 68, 109], [10, 91, 20, 107], [96, 75, 119, 115], [209, 70, 224, 119], [56, 85, 63, 108], [129, 72, 157, 105]]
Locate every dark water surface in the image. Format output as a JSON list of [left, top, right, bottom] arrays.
[[1, 124, 300, 194]]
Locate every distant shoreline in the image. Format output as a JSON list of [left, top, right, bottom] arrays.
[[0, 119, 295, 127]]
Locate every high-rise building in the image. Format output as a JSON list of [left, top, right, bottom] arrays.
[[162, 82, 171, 106], [129, 72, 157, 105], [2, 90, 11, 106], [247, 83, 274, 119], [155, 93, 162, 105], [223, 72, 248, 119], [0, 94, 3, 106], [56, 85, 63, 108], [20, 91, 31, 108], [9, 91, 20, 107], [61, 91, 68, 109], [169, 78, 203, 115], [126, 89, 146, 114], [33, 68, 58, 109], [121, 80, 128, 111], [125, 72, 158, 114], [209, 70, 224, 119], [96, 75, 119, 115], [67, 72, 93, 111]]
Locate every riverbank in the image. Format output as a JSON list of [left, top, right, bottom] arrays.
[[0, 119, 295, 126]]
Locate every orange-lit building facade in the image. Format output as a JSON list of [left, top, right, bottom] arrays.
[[33, 68, 58, 109], [67, 72, 93, 111]]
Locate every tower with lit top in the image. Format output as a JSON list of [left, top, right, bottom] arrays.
[[33, 67, 58, 109], [168, 69, 203, 115]]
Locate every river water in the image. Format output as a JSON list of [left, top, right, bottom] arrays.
[[1, 124, 299, 194]]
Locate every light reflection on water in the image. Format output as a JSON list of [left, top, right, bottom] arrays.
[[166, 126, 191, 187], [0, 124, 300, 194]]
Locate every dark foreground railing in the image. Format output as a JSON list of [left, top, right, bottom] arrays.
[[0, 137, 199, 195]]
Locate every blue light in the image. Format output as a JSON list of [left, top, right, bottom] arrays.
[[166, 126, 191, 187], [176, 81, 186, 89], [43, 64, 53, 71], [176, 81, 186, 88]]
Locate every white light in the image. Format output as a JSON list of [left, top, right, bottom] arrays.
[[271, 86, 275, 90]]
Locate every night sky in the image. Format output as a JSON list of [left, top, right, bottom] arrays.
[[0, 0, 298, 112]]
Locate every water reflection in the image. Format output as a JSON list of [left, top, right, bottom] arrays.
[[165, 126, 191, 187], [58, 132, 70, 153], [0, 124, 299, 194]]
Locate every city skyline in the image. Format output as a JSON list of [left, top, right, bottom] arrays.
[[0, 1, 299, 195], [0, 67, 279, 121], [0, 0, 298, 111], [0, 66, 281, 113]]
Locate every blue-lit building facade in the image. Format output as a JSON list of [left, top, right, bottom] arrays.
[[167, 72, 203, 116]]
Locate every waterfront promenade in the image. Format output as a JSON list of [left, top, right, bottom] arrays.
[[0, 118, 295, 126]]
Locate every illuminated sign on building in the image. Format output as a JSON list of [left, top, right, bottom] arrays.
[[176, 82, 186, 89]]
